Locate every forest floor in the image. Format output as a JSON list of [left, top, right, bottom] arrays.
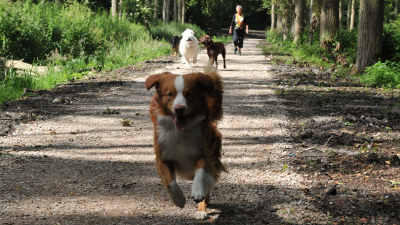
[[1, 31, 400, 225]]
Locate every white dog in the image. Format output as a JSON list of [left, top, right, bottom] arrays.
[[179, 29, 199, 67]]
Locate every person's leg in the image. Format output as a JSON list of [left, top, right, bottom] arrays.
[[238, 30, 245, 55], [233, 29, 239, 54]]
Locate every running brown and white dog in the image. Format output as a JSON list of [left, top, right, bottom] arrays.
[[170, 35, 181, 57], [198, 35, 226, 69], [145, 66, 226, 219]]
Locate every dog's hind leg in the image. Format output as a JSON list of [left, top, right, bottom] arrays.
[[156, 157, 186, 208], [195, 195, 210, 220], [213, 58, 218, 70], [222, 47, 226, 69], [192, 56, 197, 65]]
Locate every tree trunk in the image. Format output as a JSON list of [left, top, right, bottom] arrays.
[[271, 2, 275, 31], [154, 0, 158, 19], [356, 0, 384, 73], [320, 0, 339, 42], [112, 0, 118, 18], [339, 0, 342, 28], [293, 0, 305, 43], [178, 0, 182, 22], [277, 12, 283, 31], [350, 0, 355, 30], [395, 0, 399, 18], [173, 0, 177, 22], [0, 57, 59, 75], [162, 0, 167, 22], [118, 0, 123, 19], [166, 0, 170, 22], [181, 0, 185, 23], [347, 0, 351, 29], [309, 0, 316, 45]]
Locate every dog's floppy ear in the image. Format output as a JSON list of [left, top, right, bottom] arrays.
[[146, 73, 171, 90], [198, 35, 205, 44], [196, 73, 215, 95]]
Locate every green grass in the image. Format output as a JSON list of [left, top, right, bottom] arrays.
[[361, 60, 400, 88], [149, 21, 206, 41], [0, 1, 213, 105]]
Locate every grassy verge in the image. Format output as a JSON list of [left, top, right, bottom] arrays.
[[0, 1, 221, 105], [261, 19, 400, 88]]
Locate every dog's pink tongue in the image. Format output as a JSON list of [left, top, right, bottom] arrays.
[[174, 116, 187, 130]]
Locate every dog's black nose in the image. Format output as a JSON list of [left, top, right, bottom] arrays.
[[174, 105, 186, 115]]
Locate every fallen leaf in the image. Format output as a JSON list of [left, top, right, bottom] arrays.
[[385, 161, 391, 165], [360, 218, 368, 222]]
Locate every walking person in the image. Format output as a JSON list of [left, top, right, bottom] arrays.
[[229, 5, 249, 56]]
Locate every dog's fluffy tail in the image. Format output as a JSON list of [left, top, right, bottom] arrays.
[[204, 62, 223, 122]]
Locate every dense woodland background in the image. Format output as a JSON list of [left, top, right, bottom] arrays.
[[0, 0, 400, 104]]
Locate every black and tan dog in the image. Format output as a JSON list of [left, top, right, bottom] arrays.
[[170, 35, 181, 56], [198, 35, 226, 69]]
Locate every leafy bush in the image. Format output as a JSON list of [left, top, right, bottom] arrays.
[[334, 28, 358, 63], [122, 0, 155, 27], [383, 17, 400, 62], [361, 60, 400, 88], [149, 21, 206, 41]]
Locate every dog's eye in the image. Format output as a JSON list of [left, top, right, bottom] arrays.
[[166, 93, 173, 97], [185, 92, 193, 99]]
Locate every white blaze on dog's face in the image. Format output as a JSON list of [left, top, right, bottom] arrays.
[[145, 73, 215, 131], [172, 75, 188, 130]]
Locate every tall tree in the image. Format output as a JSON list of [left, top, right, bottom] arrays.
[[271, 1, 276, 31], [309, 0, 316, 44], [154, 0, 159, 19], [339, 0, 342, 28], [167, 0, 170, 22], [395, 0, 399, 18], [350, 0, 355, 30], [276, 11, 283, 30], [178, 0, 182, 22], [181, 0, 185, 23], [162, 0, 167, 22], [174, 0, 177, 22], [119, 0, 123, 19], [356, 0, 384, 73], [112, 0, 118, 17], [347, 0, 351, 28], [162, 0, 170, 22], [320, 0, 339, 42], [293, 0, 305, 43]]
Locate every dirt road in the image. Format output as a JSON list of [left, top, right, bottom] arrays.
[[1, 35, 336, 224]]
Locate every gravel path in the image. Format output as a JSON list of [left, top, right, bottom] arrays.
[[0, 36, 330, 224]]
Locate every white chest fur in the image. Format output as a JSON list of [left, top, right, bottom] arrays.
[[156, 114, 206, 174]]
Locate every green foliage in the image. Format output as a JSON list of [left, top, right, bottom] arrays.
[[334, 28, 358, 63], [186, 0, 267, 30], [263, 30, 332, 67], [0, 66, 65, 104], [121, 0, 155, 27], [361, 60, 400, 88], [149, 21, 206, 41], [0, 1, 182, 105], [383, 17, 400, 62]]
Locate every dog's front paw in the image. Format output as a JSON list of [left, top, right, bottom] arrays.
[[169, 181, 186, 208], [191, 168, 214, 202], [191, 182, 206, 202], [195, 211, 209, 220]]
